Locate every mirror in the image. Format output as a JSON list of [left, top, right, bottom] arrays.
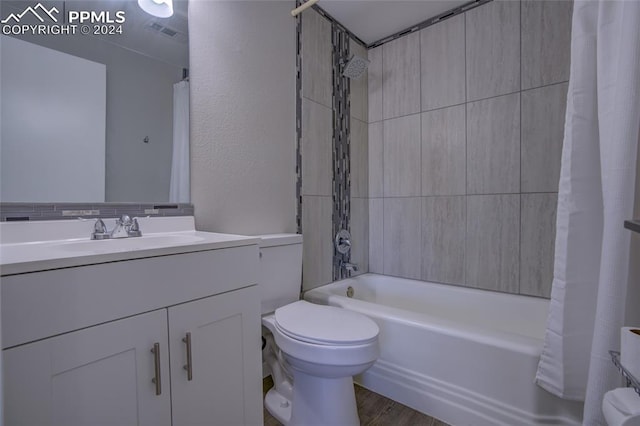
[[0, 0, 189, 203]]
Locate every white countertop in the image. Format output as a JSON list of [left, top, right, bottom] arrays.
[[0, 216, 260, 276]]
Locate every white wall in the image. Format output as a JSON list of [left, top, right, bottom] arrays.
[[189, 1, 296, 235], [0, 36, 106, 202]]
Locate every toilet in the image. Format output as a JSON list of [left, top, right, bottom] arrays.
[[258, 234, 379, 426], [603, 388, 640, 426]]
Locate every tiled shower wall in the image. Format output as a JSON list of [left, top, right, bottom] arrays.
[[300, 9, 368, 291], [367, 0, 572, 298]]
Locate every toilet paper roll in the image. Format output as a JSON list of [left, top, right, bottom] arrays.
[[621, 327, 640, 381]]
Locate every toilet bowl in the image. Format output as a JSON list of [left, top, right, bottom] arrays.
[[257, 234, 379, 426], [262, 300, 379, 426]]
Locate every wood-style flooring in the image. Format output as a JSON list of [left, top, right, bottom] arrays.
[[263, 376, 449, 426]]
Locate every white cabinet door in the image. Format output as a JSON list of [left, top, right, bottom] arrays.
[[168, 286, 263, 426], [4, 309, 171, 426]]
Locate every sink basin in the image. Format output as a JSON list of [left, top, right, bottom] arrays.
[[54, 233, 206, 253]]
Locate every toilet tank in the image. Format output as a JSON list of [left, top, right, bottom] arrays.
[[258, 234, 303, 315]]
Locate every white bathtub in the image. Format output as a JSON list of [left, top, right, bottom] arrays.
[[304, 274, 583, 426]]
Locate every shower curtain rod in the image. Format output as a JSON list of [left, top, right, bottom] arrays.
[[290, 0, 318, 17]]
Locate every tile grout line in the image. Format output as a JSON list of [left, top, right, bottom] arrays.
[[418, 25, 424, 280], [365, 78, 569, 124], [464, 7, 469, 287], [302, 95, 333, 112], [518, 0, 523, 295], [381, 44, 385, 275], [296, 2, 303, 235]]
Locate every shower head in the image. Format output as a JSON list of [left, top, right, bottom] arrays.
[[342, 55, 370, 79]]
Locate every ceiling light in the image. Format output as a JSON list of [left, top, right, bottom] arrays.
[[138, 0, 173, 18]]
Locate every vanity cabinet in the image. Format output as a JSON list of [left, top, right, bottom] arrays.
[[169, 288, 259, 426], [4, 309, 172, 426], [1, 243, 263, 426]]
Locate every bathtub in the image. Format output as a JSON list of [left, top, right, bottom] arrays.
[[304, 274, 583, 426]]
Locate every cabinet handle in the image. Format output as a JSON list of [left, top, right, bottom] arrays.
[[183, 332, 193, 381], [151, 343, 162, 395]]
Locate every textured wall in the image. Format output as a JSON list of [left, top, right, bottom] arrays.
[[368, 0, 573, 298], [190, 1, 296, 235]]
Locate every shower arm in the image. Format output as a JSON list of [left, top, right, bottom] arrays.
[[290, 0, 318, 17]]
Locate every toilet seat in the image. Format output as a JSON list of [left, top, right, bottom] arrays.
[[274, 301, 378, 346], [263, 301, 379, 370]]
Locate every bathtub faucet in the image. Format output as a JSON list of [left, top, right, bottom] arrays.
[[341, 260, 359, 273]]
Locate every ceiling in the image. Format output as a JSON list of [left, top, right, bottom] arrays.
[[318, 0, 469, 45], [1, 0, 189, 68], [74, 0, 189, 68], [2, 0, 469, 65]]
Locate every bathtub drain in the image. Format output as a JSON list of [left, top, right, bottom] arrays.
[[346, 286, 354, 298]]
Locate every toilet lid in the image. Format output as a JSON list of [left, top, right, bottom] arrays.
[[274, 301, 379, 346]]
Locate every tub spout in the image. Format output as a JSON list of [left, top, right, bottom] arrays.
[[342, 261, 359, 273]]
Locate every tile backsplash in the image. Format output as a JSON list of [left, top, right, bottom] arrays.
[[0, 203, 194, 222]]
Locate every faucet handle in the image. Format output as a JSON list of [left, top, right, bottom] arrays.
[[91, 218, 110, 240], [128, 217, 142, 237], [335, 230, 352, 254], [94, 218, 107, 233]]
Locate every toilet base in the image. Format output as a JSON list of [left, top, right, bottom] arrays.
[[288, 369, 359, 426], [264, 373, 360, 426], [265, 388, 292, 425]]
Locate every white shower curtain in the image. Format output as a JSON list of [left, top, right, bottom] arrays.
[[170, 80, 190, 203], [535, 1, 640, 424]]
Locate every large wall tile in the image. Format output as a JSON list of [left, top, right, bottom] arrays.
[[467, 93, 520, 194], [369, 198, 384, 273], [420, 14, 466, 111], [422, 196, 466, 284], [383, 198, 422, 279], [384, 114, 421, 197], [368, 46, 383, 123], [351, 118, 368, 198], [466, 195, 520, 292], [522, 0, 573, 90], [521, 193, 557, 298], [422, 105, 466, 196], [350, 40, 368, 122], [522, 83, 567, 192], [383, 32, 420, 119], [351, 198, 369, 275], [368, 122, 384, 198], [302, 9, 332, 107], [362, 0, 566, 299], [302, 196, 333, 290], [466, 0, 520, 101], [302, 98, 332, 196]]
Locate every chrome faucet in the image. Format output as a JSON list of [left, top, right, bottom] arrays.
[[127, 216, 142, 237], [340, 260, 359, 274], [91, 218, 110, 240], [91, 215, 142, 240], [109, 215, 131, 238]]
